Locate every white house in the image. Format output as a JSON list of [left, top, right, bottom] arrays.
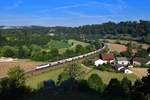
[[94, 53, 115, 66], [116, 57, 129, 66], [94, 59, 107, 66]]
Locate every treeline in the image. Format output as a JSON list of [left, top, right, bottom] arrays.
[[1, 20, 150, 43]]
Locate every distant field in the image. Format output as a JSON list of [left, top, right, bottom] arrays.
[[100, 39, 150, 49], [68, 39, 90, 49], [59, 39, 90, 54], [106, 43, 127, 52], [46, 40, 70, 49]]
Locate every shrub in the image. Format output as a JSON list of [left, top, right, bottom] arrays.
[[87, 74, 105, 93]]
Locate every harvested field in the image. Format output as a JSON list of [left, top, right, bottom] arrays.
[[0, 59, 44, 78], [106, 43, 127, 52], [131, 68, 148, 78], [101, 39, 150, 49]]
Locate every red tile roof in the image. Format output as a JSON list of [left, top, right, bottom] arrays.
[[100, 53, 114, 61]]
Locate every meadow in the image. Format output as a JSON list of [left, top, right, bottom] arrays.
[[26, 65, 138, 89]]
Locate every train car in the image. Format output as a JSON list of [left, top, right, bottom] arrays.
[[58, 59, 66, 64], [78, 55, 83, 58], [36, 64, 50, 70], [50, 62, 58, 66], [66, 58, 73, 62]]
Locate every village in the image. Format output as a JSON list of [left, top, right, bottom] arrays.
[[94, 42, 150, 74]]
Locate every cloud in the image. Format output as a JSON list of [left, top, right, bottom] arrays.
[[6, 0, 23, 10]]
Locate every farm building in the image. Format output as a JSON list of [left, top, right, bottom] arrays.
[[95, 53, 114, 66], [116, 57, 129, 66], [100, 53, 115, 61], [114, 64, 133, 74], [132, 57, 150, 65]]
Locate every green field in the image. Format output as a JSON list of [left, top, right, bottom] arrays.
[[26, 67, 65, 89], [68, 39, 90, 49], [85, 69, 137, 84], [26, 65, 138, 89], [45, 39, 90, 54], [46, 40, 70, 49]]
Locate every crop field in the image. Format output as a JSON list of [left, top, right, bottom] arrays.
[[0, 59, 44, 78], [131, 68, 148, 78], [106, 43, 127, 52]]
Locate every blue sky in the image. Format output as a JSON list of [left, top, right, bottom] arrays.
[[0, 0, 150, 26]]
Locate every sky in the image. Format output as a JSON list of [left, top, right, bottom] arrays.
[[0, 0, 150, 26]]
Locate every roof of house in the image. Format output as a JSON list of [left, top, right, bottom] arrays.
[[113, 64, 127, 71], [133, 57, 149, 64], [100, 53, 114, 61], [116, 57, 129, 61]]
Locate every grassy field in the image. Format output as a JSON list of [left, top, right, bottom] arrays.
[[26, 67, 65, 89], [26, 65, 138, 89], [85, 69, 138, 84], [46, 40, 70, 49], [68, 39, 90, 49], [59, 39, 90, 54]]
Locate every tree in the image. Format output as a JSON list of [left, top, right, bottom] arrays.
[[0, 66, 30, 100], [75, 44, 85, 54], [57, 72, 70, 85], [126, 42, 133, 58], [87, 74, 105, 93], [7, 66, 25, 86], [1, 46, 15, 57], [64, 64, 82, 79], [121, 77, 132, 97], [105, 78, 123, 98]]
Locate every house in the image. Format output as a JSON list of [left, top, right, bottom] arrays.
[[116, 57, 129, 66], [94, 53, 114, 66], [95, 59, 107, 66], [100, 53, 114, 62], [132, 57, 150, 66], [114, 64, 133, 74]]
